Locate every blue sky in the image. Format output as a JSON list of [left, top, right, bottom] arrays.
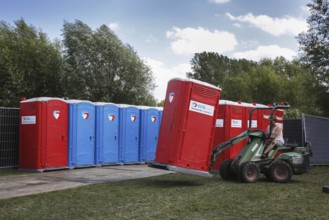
[[0, 0, 310, 101]]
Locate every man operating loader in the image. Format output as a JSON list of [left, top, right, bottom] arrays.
[[261, 116, 284, 159]]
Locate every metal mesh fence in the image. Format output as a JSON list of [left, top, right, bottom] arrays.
[[283, 119, 304, 146], [303, 114, 329, 165], [0, 108, 20, 167]]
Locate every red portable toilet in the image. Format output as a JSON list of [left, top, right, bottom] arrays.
[[154, 78, 221, 176], [20, 97, 68, 171], [244, 102, 269, 130], [211, 100, 246, 172], [258, 107, 284, 134]]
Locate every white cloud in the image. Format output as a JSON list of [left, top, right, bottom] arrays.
[[143, 57, 191, 101], [209, 0, 230, 4], [166, 27, 238, 55], [145, 34, 158, 43], [233, 23, 241, 28], [226, 13, 308, 36], [233, 45, 296, 61], [108, 22, 120, 31]]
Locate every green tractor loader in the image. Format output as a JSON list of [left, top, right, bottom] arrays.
[[209, 104, 311, 183]]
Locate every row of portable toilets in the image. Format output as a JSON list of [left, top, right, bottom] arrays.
[[154, 78, 285, 175], [211, 100, 284, 171], [19, 98, 162, 171], [19, 79, 285, 172]]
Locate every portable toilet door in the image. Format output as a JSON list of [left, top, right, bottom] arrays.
[[95, 103, 119, 165], [227, 101, 245, 159], [20, 97, 68, 171], [211, 100, 245, 172], [119, 105, 140, 164], [244, 102, 258, 130], [211, 101, 230, 172], [139, 107, 160, 162], [155, 78, 221, 175], [68, 100, 96, 167]]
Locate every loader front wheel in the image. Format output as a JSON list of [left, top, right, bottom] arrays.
[[219, 159, 236, 181], [269, 160, 292, 183], [238, 162, 260, 183]]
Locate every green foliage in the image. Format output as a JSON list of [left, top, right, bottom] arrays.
[[284, 108, 303, 119], [187, 53, 324, 117], [297, 0, 329, 115], [157, 99, 165, 107], [187, 52, 257, 89], [0, 19, 63, 107], [0, 19, 156, 107], [61, 20, 156, 105]]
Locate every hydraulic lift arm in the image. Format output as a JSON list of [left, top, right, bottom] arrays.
[[209, 130, 250, 171]]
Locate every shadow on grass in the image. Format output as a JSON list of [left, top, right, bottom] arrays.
[[217, 176, 307, 184], [142, 179, 204, 188]]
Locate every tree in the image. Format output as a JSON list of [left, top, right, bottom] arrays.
[[187, 52, 257, 89], [297, 0, 329, 116], [187, 52, 231, 87], [61, 20, 156, 105], [187, 52, 321, 117], [0, 19, 63, 107], [259, 57, 322, 116]]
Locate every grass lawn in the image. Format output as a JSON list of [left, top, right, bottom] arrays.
[[0, 168, 30, 176], [0, 166, 328, 220]]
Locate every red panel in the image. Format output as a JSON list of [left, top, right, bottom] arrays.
[[46, 101, 68, 167], [155, 81, 190, 165], [20, 98, 68, 170], [20, 101, 40, 169], [211, 104, 229, 170], [244, 105, 258, 130], [229, 105, 244, 159], [258, 109, 270, 133], [155, 79, 221, 172], [211, 102, 245, 171]]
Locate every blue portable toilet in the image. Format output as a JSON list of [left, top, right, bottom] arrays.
[[118, 104, 140, 164], [139, 106, 161, 162], [68, 100, 96, 167], [156, 107, 163, 133], [95, 102, 120, 165]]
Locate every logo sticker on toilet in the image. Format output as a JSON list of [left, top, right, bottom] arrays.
[[168, 92, 174, 103], [231, 119, 242, 128], [53, 110, 60, 120], [21, 116, 36, 124], [131, 115, 136, 122], [82, 112, 89, 120], [108, 114, 115, 121], [189, 100, 215, 116], [151, 116, 156, 122]]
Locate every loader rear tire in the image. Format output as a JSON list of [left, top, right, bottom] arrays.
[[238, 161, 260, 183], [219, 159, 236, 181]]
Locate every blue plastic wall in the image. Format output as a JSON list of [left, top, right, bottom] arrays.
[[95, 103, 119, 165], [140, 108, 161, 162], [68, 101, 95, 167], [119, 106, 140, 163], [157, 107, 163, 134]]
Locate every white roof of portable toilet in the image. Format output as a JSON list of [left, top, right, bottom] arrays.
[[169, 77, 221, 91], [20, 97, 66, 103]]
